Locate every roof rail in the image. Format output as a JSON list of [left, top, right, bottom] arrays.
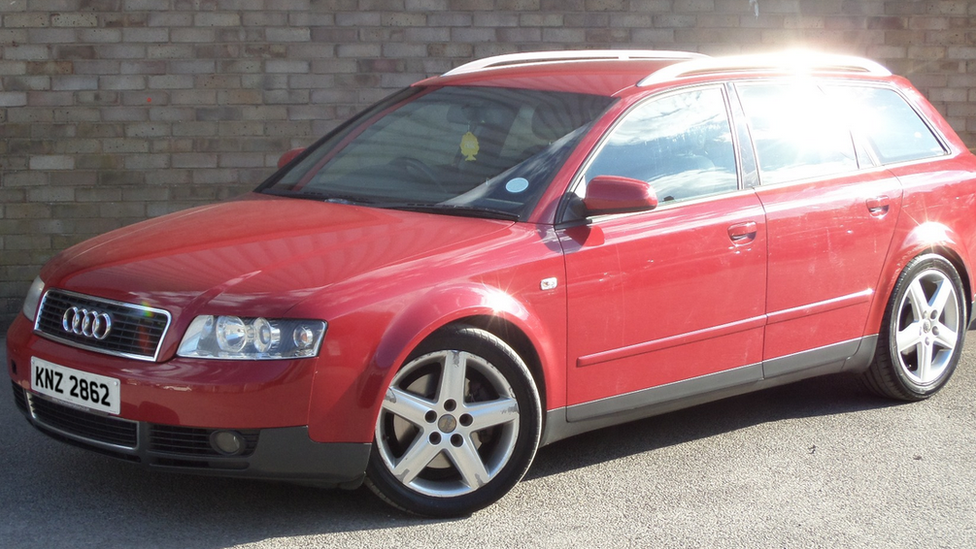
[[639, 51, 891, 86], [444, 50, 708, 77]]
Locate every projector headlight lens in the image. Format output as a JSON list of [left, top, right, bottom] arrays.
[[178, 316, 326, 360], [215, 316, 248, 353]]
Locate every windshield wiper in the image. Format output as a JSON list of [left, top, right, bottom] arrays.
[[386, 203, 520, 221], [263, 190, 517, 220], [267, 188, 375, 205]]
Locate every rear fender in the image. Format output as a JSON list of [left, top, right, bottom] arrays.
[[869, 221, 974, 335]]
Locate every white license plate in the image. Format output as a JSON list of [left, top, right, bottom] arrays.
[[31, 357, 121, 415]]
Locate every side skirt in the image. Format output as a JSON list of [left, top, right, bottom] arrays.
[[541, 335, 877, 447]]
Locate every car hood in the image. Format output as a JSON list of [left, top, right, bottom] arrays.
[[41, 194, 514, 319]]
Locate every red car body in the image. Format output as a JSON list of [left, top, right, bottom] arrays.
[[7, 51, 976, 516]]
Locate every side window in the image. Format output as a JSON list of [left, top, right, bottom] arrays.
[[583, 87, 738, 203], [825, 85, 946, 165], [736, 81, 858, 185]]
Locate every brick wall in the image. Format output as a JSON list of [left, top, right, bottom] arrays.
[[2, 0, 975, 330]]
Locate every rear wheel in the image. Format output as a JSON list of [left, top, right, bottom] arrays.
[[863, 254, 967, 400], [365, 325, 541, 517]]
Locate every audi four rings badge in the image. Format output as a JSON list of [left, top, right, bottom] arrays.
[[62, 307, 113, 340]]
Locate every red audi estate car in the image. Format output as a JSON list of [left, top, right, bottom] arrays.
[[8, 50, 976, 516]]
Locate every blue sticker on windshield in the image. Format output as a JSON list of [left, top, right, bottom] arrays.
[[505, 178, 529, 193]]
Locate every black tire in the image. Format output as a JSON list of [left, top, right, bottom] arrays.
[[862, 254, 967, 401], [365, 325, 542, 517]]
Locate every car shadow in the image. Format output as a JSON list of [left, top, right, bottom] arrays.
[[526, 372, 900, 480]]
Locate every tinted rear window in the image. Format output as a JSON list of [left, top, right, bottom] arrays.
[[826, 85, 946, 165]]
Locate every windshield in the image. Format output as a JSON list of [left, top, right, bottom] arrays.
[[259, 86, 614, 220]]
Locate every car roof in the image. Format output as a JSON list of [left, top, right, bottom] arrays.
[[416, 50, 894, 97]]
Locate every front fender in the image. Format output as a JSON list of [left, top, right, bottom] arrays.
[[375, 283, 530, 371], [305, 280, 567, 444], [372, 280, 565, 405]]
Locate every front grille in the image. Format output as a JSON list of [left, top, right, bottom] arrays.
[[149, 425, 259, 457], [12, 381, 28, 414], [35, 289, 171, 361], [28, 393, 138, 449]]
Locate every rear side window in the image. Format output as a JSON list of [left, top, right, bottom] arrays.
[[825, 85, 946, 165], [736, 81, 858, 185]]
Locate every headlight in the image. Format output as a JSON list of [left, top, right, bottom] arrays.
[[22, 276, 45, 323], [177, 316, 326, 360]]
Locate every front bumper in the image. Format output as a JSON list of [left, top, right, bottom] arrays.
[[5, 313, 318, 429], [11, 381, 369, 488]]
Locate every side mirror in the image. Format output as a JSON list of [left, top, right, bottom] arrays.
[[583, 175, 658, 216], [277, 147, 306, 169]]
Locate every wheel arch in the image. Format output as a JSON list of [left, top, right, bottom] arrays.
[[871, 222, 974, 335], [931, 246, 972, 323], [449, 314, 549, 416], [369, 283, 562, 419]]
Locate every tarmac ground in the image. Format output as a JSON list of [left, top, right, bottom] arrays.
[[2, 336, 975, 548]]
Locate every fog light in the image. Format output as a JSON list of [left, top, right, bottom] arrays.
[[210, 430, 246, 456]]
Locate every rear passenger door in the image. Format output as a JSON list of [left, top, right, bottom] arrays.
[[734, 80, 904, 376]]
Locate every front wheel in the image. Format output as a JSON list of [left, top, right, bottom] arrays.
[[365, 325, 542, 517], [862, 254, 967, 401]]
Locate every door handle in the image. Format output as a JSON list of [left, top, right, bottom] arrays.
[[728, 221, 758, 244], [866, 196, 890, 216]]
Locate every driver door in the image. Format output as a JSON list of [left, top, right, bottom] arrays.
[[559, 86, 768, 421]]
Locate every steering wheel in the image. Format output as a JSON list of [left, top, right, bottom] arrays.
[[389, 157, 447, 192]]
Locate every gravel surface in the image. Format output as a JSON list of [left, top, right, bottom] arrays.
[[3, 336, 975, 548]]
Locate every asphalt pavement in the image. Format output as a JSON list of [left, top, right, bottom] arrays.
[[2, 335, 975, 548]]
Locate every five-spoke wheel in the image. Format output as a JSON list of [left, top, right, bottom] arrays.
[[863, 254, 967, 400], [366, 325, 541, 517]]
